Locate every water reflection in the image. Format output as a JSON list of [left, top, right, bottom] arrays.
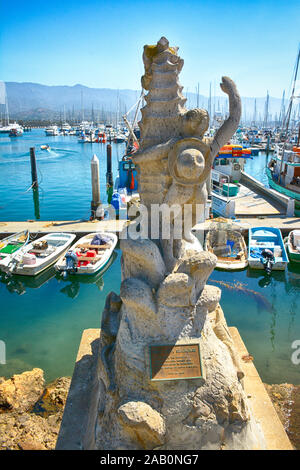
[[0, 267, 56, 295], [0, 251, 117, 298], [56, 251, 117, 299]]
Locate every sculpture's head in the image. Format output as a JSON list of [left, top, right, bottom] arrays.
[[176, 148, 205, 181], [182, 108, 209, 138]]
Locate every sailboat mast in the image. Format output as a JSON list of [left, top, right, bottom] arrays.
[[208, 82, 211, 130], [278, 45, 300, 181], [264, 91, 269, 128], [5, 85, 9, 126], [81, 90, 84, 122]]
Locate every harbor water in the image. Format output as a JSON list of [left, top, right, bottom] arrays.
[[0, 130, 299, 385], [0, 129, 125, 221]]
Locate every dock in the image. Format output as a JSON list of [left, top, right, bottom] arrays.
[[0, 219, 129, 238], [201, 215, 300, 235], [234, 184, 282, 216]]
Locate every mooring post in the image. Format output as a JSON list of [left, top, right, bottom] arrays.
[[30, 147, 38, 188], [266, 133, 270, 155], [32, 187, 40, 220], [106, 144, 113, 204], [91, 154, 103, 220]]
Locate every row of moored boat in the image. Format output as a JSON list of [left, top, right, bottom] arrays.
[[204, 219, 300, 273], [0, 231, 117, 278]]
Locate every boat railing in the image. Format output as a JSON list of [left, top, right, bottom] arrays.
[[211, 171, 231, 200]]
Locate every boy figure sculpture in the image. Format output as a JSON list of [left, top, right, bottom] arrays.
[[133, 73, 241, 270]]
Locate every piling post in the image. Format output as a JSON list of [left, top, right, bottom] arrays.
[[32, 187, 40, 220], [106, 144, 113, 204], [266, 134, 270, 155], [91, 154, 103, 219], [30, 147, 38, 188]]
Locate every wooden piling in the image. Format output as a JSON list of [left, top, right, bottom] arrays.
[[32, 187, 40, 220], [30, 147, 38, 188], [106, 144, 113, 204], [91, 154, 103, 219]]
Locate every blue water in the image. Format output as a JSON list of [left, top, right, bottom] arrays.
[[244, 151, 271, 186], [0, 129, 125, 221], [0, 132, 299, 384]]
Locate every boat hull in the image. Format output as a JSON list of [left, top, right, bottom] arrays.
[[248, 227, 289, 272], [266, 167, 300, 216], [55, 232, 117, 276], [10, 233, 76, 276], [215, 261, 248, 271], [287, 248, 300, 263], [286, 231, 300, 263], [248, 260, 286, 271]]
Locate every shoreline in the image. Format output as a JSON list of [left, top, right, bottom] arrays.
[[0, 369, 299, 450]]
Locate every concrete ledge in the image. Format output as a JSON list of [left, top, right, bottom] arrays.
[[229, 327, 293, 450], [56, 327, 294, 450], [56, 328, 101, 450]]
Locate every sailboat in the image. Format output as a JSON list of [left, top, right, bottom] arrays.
[[266, 45, 300, 216]]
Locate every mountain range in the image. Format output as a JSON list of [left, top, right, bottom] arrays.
[[1, 82, 288, 123]]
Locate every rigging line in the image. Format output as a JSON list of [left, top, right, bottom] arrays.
[[124, 90, 144, 117]]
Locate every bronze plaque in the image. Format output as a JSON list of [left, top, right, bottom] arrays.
[[149, 343, 203, 381]]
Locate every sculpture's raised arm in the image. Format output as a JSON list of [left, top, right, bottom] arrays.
[[210, 76, 241, 159]]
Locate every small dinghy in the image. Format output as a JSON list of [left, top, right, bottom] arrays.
[[204, 219, 248, 270], [40, 145, 50, 150], [55, 232, 117, 277], [0, 230, 29, 267], [248, 227, 288, 273], [1, 232, 76, 276], [285, 230, 300, 263]]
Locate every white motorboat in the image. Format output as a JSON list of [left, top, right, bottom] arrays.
[[204, 219, 248, 270], [1, 232, 76, 276], [45, 125, 59, 136], [0, 230, 29, 267], [0, 122, 23, 134], [55, 232, 117, 277]]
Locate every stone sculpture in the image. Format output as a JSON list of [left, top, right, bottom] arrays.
[[95, 37, 266, 450]]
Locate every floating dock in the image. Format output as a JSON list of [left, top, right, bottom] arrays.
[[1, 214, 300, 240], [0, 219, 129, 238]]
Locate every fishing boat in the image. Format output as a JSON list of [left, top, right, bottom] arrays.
[[204, 219, 248, 270], [0, 233, 76, 276], [265, 46, 300, 216], [248, 227, 288, 273], [284, 230, 300, 263], [0, 230, 29, 266], [267, 146, 300, 216], [54, 232, 117, 277]]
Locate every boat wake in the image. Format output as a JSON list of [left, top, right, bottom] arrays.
[[0, 147, 77, 164]]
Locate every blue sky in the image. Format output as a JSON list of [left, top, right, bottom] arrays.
[[1, 0, 299, 98]]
